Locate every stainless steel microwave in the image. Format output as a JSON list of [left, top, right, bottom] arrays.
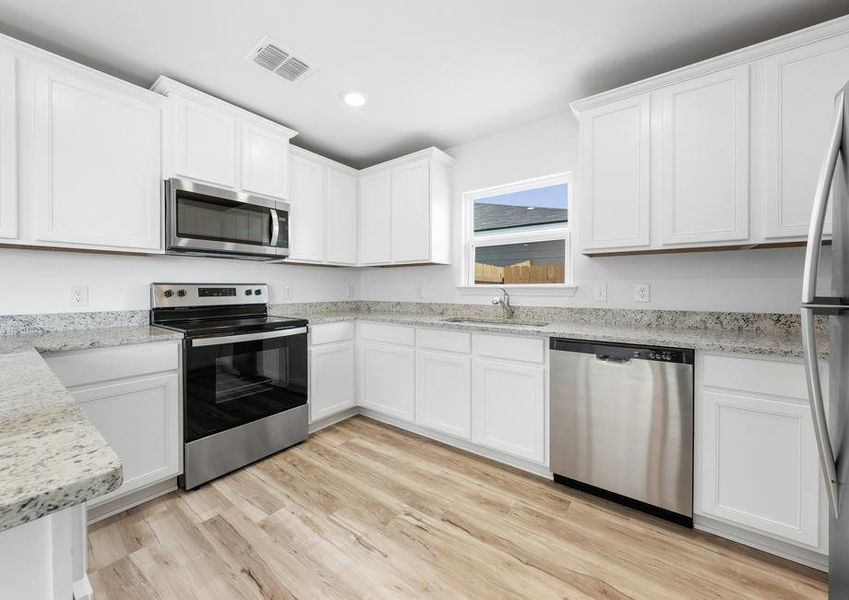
[[165, 177, 289, 260]]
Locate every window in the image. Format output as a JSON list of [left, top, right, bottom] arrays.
[[463, 173, 571, 287]]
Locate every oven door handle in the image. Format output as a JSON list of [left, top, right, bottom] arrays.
[[191, 327, 307, 347]]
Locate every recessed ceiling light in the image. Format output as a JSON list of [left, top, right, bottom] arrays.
[[341, 91, 367, 107]]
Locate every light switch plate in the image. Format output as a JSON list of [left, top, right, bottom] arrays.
[[633, 283, 651, 303], [70, 285, 89, 307], [345, 284, 354, 298], [282, 285, 293, 300], [592, 283, 607, 303]]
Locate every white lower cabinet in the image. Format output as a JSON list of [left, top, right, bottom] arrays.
[[309, 322, 356, 423], [72, 373, 179, 508], [356, 323, 548, 468], [359, 340, 415, 422], [415, 349, 471, 439], [471, 358, 546, 463], [44, 341, 181, 513], [696, 352, 827, 554]]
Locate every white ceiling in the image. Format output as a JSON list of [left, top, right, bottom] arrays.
[[0, 0, 847, 168]]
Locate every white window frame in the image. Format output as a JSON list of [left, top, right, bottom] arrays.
[[459, 172, 576, 295]]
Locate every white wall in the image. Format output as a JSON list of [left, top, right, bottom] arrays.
[[0, 248, 358, 314], [359, 111, 829, 314]]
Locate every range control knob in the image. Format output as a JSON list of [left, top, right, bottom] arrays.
[[163, 289, 174, 298], [177, 289, 187, 297], [245, 289, 253, 296], [254, 288, 262, 296]]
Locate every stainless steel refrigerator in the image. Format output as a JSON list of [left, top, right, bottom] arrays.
[[802, 81, 849, 597]]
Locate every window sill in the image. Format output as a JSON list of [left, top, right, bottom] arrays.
[[456, 285, 578, 297]]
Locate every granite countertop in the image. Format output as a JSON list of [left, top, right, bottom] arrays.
[[283, 311, 818, 358], [0, 325, 183, 532]]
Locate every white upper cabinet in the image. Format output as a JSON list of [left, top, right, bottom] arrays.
[[358, 147, 453, 266], [390, 158, 431, 262], [287, 146, 358, 265], [578, 95, 651, 251], [0, 50, 17, 241], [29, 64, 162, 251], [763, 31, 849, 240], [288, 151, 326, 262], [326, 167, 358, 264], [172, 95, 237, 188], [153, 77, 296, 200], [572, 16, 849, 254], [241, 118, 290, 198], [660, 65, 750, 246], [359, 170, 392, 264]]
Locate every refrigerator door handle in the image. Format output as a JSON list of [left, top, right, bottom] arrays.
[[801, 90, 844, 519], [802, 307, 840, 518], [803, 91, 844, 303]]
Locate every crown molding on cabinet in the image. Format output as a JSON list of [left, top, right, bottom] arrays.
[[571, 13, 849, 115]]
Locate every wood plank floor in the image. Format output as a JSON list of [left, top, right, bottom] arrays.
[[88, 416, 828, 599]]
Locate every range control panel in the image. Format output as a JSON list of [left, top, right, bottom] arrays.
[[151, 283, 268, 308]]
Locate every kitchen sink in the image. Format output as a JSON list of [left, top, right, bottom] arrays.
[[441, 317, 549, 327]]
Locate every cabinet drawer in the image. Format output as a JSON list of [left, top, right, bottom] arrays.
[[310, 321, 354, 346], [417, 328, 471, 354], [358, 322, 415, 346], [45, 341, 180, 388], [702, 354, 808, 400], [473, 334, 545, 364]]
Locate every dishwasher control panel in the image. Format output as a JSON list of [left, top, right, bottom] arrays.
[[549, 338, 694, 365]]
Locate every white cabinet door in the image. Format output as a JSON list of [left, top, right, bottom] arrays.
[[72, 373, 180, 507], [359, 169, 391, 264], [763, 33, 849, 239], [660, 65, 750, 245], [471, 358, 545, 463], [173, 96, 237, 188], [416, 349, 471, 439], [240, 120, 289, 199], [309, 342, 355, 422], [32, 68, 162, 251], [390, 158, 430, 262], [579, 95, 651, 252], [326, 168, 358, 264], [359, 341, 415, 422], [699, 389, 821, 548], [289, 153, 326, 262], [0, 50, 16, 241]]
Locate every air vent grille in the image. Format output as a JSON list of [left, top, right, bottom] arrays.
[[247, 38, 313, 83]]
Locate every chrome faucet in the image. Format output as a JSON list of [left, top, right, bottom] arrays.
[[491, 287, 515, 320]]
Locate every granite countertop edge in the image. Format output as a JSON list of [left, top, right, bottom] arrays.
[[291, 312, 818, 359], [0, 326, 183, 532]]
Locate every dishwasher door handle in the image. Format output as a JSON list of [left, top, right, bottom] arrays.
[[594, 354, 632, 365]]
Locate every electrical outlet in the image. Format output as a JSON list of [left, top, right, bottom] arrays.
[[592, 283, 607, 303], [70, 285, 89, 307], [633, 283, 651, 303], [416, 285, 423, 299], [345, 284, 354, 298], [282, 285, 293, 300]]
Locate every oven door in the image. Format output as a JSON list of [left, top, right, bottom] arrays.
[[184, 327, 308, 443], [167, 177, 289, 259]]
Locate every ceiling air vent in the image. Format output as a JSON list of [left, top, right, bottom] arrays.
[[247, 37, 314, 83]]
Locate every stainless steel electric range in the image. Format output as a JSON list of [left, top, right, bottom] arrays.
[[151, 283, 308, 489]]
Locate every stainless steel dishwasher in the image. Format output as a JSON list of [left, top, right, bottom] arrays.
[[550, 338, 694, 526]]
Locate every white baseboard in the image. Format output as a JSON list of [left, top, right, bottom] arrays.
[[357, 408, 553, 479], [72, 575, 94, 600], [695, 515, 828, 572], [87, 478, 178, 525], [309, 406, 360, 433]]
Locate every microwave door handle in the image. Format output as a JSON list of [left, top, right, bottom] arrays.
[[801, 90, 843, 519], [270, 208, 280, 247]]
